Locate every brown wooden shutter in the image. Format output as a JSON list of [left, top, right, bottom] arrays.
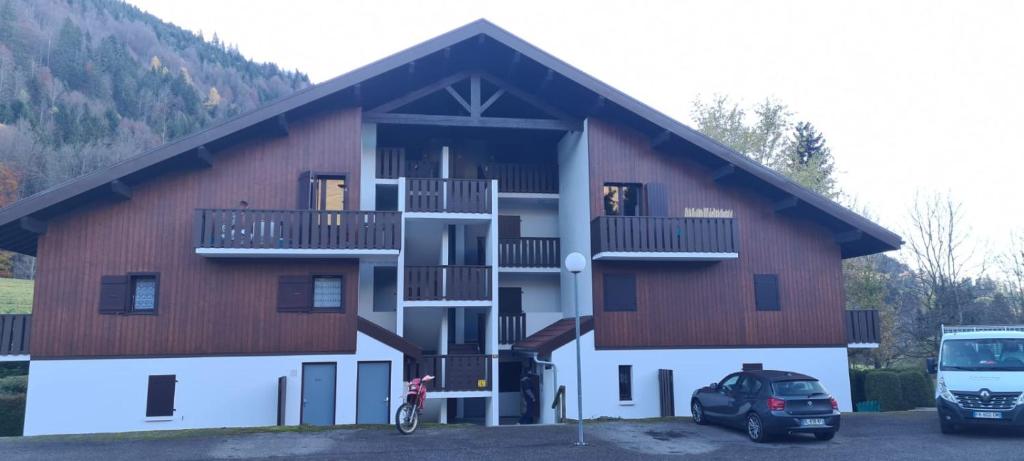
[[146, 375, 176, 417], [498, 287, 523, 315], [277, 275, 311, 312], [754, 274, 780, 311], [645, 183, 668, 217], [297, 171, 312, 209], [603, 273, 637, 312], [98, 275, 130, 314], [498, 215, 521, 239]]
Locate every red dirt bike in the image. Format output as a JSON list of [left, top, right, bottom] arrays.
[[396, 374, 434, 434]]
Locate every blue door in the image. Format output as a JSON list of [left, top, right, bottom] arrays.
[[357, 362, 391, 424], [301, 363, 337, 425]]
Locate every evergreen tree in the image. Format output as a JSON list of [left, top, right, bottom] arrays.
[[782, 121, 839, 199]]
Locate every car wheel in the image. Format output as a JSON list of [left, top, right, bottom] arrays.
[[814, 431, 835, 441], [940, 419, 959, 434], [691, 400, 707, 425], [746, 412, 768, 443]]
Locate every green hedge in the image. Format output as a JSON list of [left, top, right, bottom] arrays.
[[898, 371, 933, 408], [864, 370, 907, 411], [0, 375, 27, 395], [0, 362, 28, 380], [0, 394, 25, 436], [849, 368, 868, 406]]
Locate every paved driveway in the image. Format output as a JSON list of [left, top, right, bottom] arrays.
[[1, 411, 1021, 460]]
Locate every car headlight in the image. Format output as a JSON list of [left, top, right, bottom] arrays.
[[1017, 392, 1024, 407], [937, 378, 957, 404]]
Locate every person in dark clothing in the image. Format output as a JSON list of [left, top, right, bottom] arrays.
[[519, 369, 537, 424]]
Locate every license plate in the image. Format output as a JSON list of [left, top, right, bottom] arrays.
[[973, 411, 1003, 419], [800, 418, 826, 426]]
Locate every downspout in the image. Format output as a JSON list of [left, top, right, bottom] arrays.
[[529, 352, 559, 422]]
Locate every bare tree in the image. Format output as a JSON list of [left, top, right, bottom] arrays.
[[1001, 231, 1024, 320]]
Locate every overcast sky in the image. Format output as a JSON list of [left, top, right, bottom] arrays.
[[128, 0, 1024, 266]]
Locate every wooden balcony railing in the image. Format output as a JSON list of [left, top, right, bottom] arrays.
[[0, 314, 30, 356], [499, 238, 560, 268], [404, 266, 492, 301], [376, 148, 440, 179], [480, 163, 558, 194], [499, 312, 527, 345], [193, 209, 401, 251], [591, 216, 738, 254], [405, 178, 492, 214], [846, 309, 881, 345], [405, 354, 493, 392]]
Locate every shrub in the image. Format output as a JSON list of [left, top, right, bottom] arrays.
[[898, 371, 934, 408], [0, 362, 28, 380], [0, 394, 25, 436], [0, 375, 27, 395], [849, 368, 868, 408], [865, 370, 907, 411]]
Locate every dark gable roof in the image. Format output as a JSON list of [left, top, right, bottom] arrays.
[[513, 316, 594, 356], [0, 19, 902, 257]]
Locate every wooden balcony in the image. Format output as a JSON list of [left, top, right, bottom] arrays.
[[405, 354, 493, 392], [193, 209, 401, 258], [499, 237, 560, 270], [590, 216, 739, 261], [376, 147, 439, 179], [480, 163, 558, 194], [405, 178, 492, 214], [846, 309, 881, 348], [499, 312, 527, 345], [0, 314, 30, 358], [404, 266, 492, 302]]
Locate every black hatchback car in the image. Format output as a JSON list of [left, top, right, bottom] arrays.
[[690, 370, 841, 442]]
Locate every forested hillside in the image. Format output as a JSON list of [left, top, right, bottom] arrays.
[[0, 0, 310, 277]]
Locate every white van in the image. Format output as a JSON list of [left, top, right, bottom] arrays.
[[928, 325, 1024, 433]]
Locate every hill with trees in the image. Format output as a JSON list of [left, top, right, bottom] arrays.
[[0, 0, 310, 277]]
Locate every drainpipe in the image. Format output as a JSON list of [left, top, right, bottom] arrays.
[[530, 353, 558, 422]]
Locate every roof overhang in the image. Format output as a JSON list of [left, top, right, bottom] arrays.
[[0, 19, 902, 258]]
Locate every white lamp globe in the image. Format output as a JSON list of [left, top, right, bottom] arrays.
[[565, 252, 586, 274]]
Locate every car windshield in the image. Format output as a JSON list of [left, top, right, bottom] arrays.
[[940, 338, 1024, 371], [772, 380, 828, 397]]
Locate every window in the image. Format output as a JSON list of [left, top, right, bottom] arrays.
[[499, 361, 523, 393], [603, 183, 643, 216], [99, 273, 159, 315], [618, 365, 633, 401], [277, 275, 345, 313], [312, 276, 343, 310], [719, 374, 741, 393], [131, 275, 157, 312], [311, 175, 346, 211], [754, 274, 780, 311], [146, 375, 176, 417], [603, 273, 637, 312], [737, 375, 763, 396], [372, 267, 397, 312]]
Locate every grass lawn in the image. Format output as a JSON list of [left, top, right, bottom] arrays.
[[0, 278, 32, 314]]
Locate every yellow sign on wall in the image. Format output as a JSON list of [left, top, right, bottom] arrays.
[[477, 379, 488, 389]]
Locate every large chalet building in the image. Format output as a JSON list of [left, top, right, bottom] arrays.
[[0, 20, 896, 435]]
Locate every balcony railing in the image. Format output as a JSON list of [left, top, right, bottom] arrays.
[[846, 309, 881, 346], [479, 163, 558, 194], [591, 216, 738, 256], [404, 265, 492, 301], [193, 209, 401, 251], [499, 312, 527, 345], [0, 314, 30, 356], [376, 148, 440, 179], [499, 238, 560, 268], [405, 354, 493, 392], [405, 178, 492, 214]]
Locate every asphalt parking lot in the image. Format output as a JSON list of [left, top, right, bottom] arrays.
[[1, 410, 1021, 460]]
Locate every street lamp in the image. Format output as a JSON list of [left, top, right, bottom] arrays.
[[564, 252, 586, 447]]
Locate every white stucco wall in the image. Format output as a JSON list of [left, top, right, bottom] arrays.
[[546, 332, 854, 421], [556, 124, 593, 317], [23, 332, 404, 436], [359, 262, 398, 332], [499, 204, 558, 238]]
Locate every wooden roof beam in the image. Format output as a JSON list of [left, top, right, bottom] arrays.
[[109, 180, 132, 200], [713, 164, 737, 183], [774, 196, 800, 213], [650, 130, 672, 149], [363, 112, 578, 131], [269, 114, 288, 137], [18, 216, 46, 235], [835, 230, 864, 244], [195, 145, 214, 167]]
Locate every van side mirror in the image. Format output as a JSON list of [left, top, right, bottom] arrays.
[[926, 357, 937, 374]]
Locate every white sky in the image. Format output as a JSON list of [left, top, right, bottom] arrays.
[[128, 0, 1024, 265]]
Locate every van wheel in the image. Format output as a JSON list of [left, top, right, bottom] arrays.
[[940, 419, 959, 434]]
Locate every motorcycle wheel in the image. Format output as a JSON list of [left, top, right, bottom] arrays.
[[395, 403, 419, 435]]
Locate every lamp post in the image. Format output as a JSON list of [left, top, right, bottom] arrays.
[[564, 252, 587, 447]]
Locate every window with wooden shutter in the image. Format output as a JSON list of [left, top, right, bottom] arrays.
[[98, 275, 130, 314], [297, 171, 312, 209], [618, 365, 633, 401], [754, 274, 781, 311], [603, 273, 637, 312], [312, 275, 343, 311], [146, 375, 176, 417], [128, 273, 159, 314], [645, 183, 668, 217], [277, 275, 311, 312]]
